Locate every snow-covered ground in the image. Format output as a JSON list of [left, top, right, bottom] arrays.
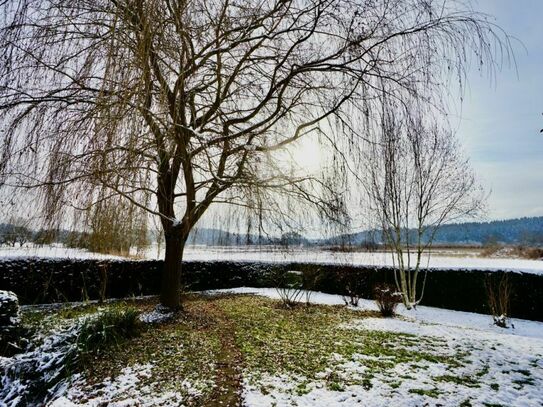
[[2, 243, 543, 275], [215, 288, 543, 407], [49, 364, 203, 407], [3, 288, 543, 406]]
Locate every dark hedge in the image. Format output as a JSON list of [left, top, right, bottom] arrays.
[[0, 257, 541, 321]]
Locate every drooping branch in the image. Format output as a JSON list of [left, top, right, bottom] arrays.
[[0, 0, 509, 239]]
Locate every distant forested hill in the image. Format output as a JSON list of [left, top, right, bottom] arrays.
[[431, 217, 543, 245], [325, 217, 543, 247]]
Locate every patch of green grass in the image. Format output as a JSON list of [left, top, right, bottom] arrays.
[[20, 309, 48, 327], [58, 304, 105, 320], [476, 364, 490, 377], [327, 380, 344, 392], [410, 363, 429, 370], [21, 303, 141, 364], [389, 381, 402, 389], [295, 380, 312, 395], [23, 294, 481, 404], [218, 295, 466, 388], [408, 388, 440, 398], [21, 301, 136, 332], [513, 369, 531, 377], [220, 297, 374, 377], [490, 383, 500, 391], [360, 376, 373, 390], [434, 374, 481, 388], [512, 377, 535, 387]]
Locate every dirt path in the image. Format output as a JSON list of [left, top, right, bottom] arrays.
[[201, 300, 244, 407]]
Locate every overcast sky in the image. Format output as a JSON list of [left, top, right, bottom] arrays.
[[456, 0, 543, 220]]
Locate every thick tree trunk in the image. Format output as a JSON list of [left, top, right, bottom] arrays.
[[160, 226, 185, 310]]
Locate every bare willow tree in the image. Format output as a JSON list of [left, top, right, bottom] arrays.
[[0, 0, 508, 309], [365, 110, 485, 309]]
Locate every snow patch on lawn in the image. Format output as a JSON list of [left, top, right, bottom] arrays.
[[243, 347, 543, 406], [138, 304, 176, 324], [48, 363, 201, 406], [1, 320, 80, 405]]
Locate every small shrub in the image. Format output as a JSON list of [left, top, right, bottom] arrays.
[[516, 246, 543, 260], [373, 283, 402, 317], [336, 269, 366, 307], [273, 270, 305, 307], [485, 273, 512, 328], [480, 235, 501, 257], [301, 266, 322, 305], [480, 244, 501, 257]]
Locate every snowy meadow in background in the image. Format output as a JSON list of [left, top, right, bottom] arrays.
[[2, 243, 543, 275]]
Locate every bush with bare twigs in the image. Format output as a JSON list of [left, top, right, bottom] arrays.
[[335, 269, 367, 307], [273, 270, 305, 308], [373, 283, 402, 317], [485, 273, 513, 328]]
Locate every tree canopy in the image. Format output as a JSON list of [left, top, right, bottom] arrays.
[[0, 0, 511, 308]]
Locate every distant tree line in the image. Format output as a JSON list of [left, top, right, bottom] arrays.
[[0, 220, 310, 252], [0, 221, 33, 247], [0, 221, 148, 255], [0, 222, 87, 249]]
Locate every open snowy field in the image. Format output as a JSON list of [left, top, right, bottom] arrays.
[[2, 288, 542, 406], [0, 244, 123, 260], [2, 244, 543, 275]]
